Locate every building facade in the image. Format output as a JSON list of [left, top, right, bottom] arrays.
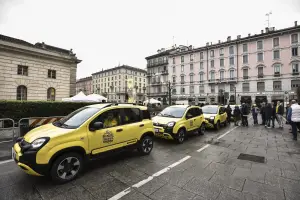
[[0, 34, 81, 101], [76, 76, 92, 95], [146, 21, 300, 105], [92, 65, 147, 102]]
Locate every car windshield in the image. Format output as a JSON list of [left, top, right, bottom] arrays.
[[202, 106, 218, 114], [53, 107, 100, 129], [157, 107, 186, 118]]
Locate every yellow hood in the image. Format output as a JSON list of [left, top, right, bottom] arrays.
[[24, 123, 75, 143], [203, 113, 217, 119], [152, 116, 181, 125]]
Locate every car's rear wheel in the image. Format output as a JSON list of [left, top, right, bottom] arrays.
[[198, 123, 205, 135], [176, 129, 186, 144], [50, 152, 83, 184], [215, 121, 220, 130], [138, 135, 153, 155]]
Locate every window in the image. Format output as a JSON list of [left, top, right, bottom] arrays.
[[173, 66, 175, 73], [291, 34, 298, 43], [181, 56, 184, 63], [229, 70, 234, 78], [47, 87, 55, 101], [242, 83, 250, 92], [210, 60, 214, 68], [292, 63, 299, 73], [190, 64, 193, 70], [172, 76, 176, 83], [200, 52, 204, 60], [291, 80, 300, 90], [199, 85, 204, 93], [200, 73, 203, 82], [172, 89, 176, 94], [16, 85, 27, 100], [257, 82, 265, 92], [243, 55, 248, 64], [17, 65, 28, 76], [173, 57, 175, 64], [257, 53, 263, 62], [190, 54, 193, 61], [257, 41, 263, 50], [274, 64, 281, 73], [200, 62, 204, 69], [181, 65, 184, 72], [230, 84, 235, 92], [211, 85, 215, 93], [243, 44, 248, 53], [292, 47, 298, 56], [219, 48, 224, 56], [220, 71, 224, 80], [273, 81, 282, 91], [220, 59, 224, 67], [181, 76, 184, 83], [93, 109, 121, 128], [229, 57, 234, 65], [190, 74, 194, 83], [181, 87, 185, 94], [243, 69, 248, 78], [48, 69, 56, 79], [273, 37, 279, 47], [229, 46, 234, 55], [273, 50, 280, 59], [258, 67, 264, 76], [210, 50, 214, 57], [210, 71, 215, 80], [190, 86, 194, 93], [123, 108, 141, 124]]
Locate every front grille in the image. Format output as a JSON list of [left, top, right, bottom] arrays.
[[153, 122, 166, 128], [19, 139, 30, 147]]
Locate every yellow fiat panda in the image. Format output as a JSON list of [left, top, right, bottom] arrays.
[[12, 103, 154, 183], [202, 105, 228, 130], [152, 105, 206, 144]]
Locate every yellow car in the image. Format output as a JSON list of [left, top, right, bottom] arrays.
[[12, 103, 154, 183], [152, 105, 206, 144], [202, 105, 228, 130]]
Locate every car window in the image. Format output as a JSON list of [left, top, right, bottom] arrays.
[[193, 108, 201, 116], [202, 106, 218, 114], [122, 108, 141, 125], [142, 110, 151, 120], [199, 108, 203, 115], [219, 107, 224, 114], [93, 109, 121, 128], [158, 107, 186, 118], [186, 108, 194, 118]]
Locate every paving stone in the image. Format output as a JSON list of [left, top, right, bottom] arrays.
[[0, 184, 42, 200], [205, 162, 235, 176], [109, 164, 148, 185], [120, 189, 151, 200], [216, 188, 260, 200], [232, 167, 265, 184], [126, 159, 167, 175], [210, 173, 245, 191], [192, 195, 206, 200], [251, 163, 282, 177], [265, 172, 300, 194], [50, 186, 97, 200], [266, 158, 297, 171], [282, 169, 300, 181], [150, 184, 196, 200], [225, 158, 252, 169], [184, 167, 215, 181], [137, 176, 167, 196], [284, 189, 300, 200], [35, 181, 75, 200], [183, 177, 223, 200], [158, 168, 195, 188]]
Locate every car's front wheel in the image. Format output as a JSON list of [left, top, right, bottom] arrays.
[[176, 129, 186, 144], [138, 135, 154, 155], [50, 152, 83, 184], [214, 121, 221, 130], [198, 123, 205, 135]]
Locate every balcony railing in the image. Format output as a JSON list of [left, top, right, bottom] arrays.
[[258, 74, 264, 78], [181, 81, 185, 84], [147, 60, 169, 67], [227, 77, 237, 82], [243, 76, 249, 79], [161, 70, 168, 75], [274, 72, 281, 77], [292, 72, 299, 75]]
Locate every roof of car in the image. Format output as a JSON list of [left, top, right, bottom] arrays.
[[169, 105, 190, 108], [202, 105, 220, 107], [87, 103, 147, 110]]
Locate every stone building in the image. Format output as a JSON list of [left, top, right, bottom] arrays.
[[76, 76, 92, 95], [92, 65, 147, 103], [0, 34, 81, 101]]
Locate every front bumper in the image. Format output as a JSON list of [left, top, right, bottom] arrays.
[[204, 119, 215, 129], [153, 126, 175, 140], [13, 142, 49, 176]]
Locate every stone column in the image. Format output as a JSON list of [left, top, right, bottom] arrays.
[[69, 65, 77, 97]]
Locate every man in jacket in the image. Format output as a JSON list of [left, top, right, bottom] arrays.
[[287, 100, 300, 141], [241, 103, 249, 126], [260, 103, 266, 125], [276, 101, 284, 128], [265, 103, 272, 128], [226, 105, 232, 124]]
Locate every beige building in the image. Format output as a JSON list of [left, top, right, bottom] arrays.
[[76, 76, 92, 95], [92, 65, 147, 102], [0, 34, 81, 101]]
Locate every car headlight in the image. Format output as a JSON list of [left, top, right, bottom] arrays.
[[210, 116, 215, 120], [31, 138, 49, 149], [167, 121, 176, 127]]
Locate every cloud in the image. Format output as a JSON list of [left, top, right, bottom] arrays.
[[0, 0, 24, 23]]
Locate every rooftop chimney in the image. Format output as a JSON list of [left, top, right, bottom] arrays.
[[261, 30, 264, 34], [265, 27, 269, 33], [237, 35, 241, 39], [206, 42, 209, 46], [248, 33, 251, 37], [295, 21, 298, 26], [227, 36, 231, 41], [218, 40, 221, 43]]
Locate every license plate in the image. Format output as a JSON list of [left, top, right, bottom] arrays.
[[155, 128, 159, 133]]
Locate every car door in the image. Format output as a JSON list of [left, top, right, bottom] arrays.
[[88, 108, 127, 155], [193, 107, 202, 129], [185, 108, 197, 131], [219, 107, 226, 123]]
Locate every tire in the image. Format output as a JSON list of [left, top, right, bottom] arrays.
[[137, 135, 154, 155], [198, 123, 205, 135], [50, 152, 83, 184], [214, 121, 220, 130], [176, 129, 186, 144]]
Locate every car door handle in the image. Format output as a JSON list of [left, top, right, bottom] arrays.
[[194, 119, 196, 121], [116, 129, 123, 132], [139, 124, 144, 127]]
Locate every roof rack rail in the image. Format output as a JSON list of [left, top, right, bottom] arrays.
[[111, 103, 138, 106]]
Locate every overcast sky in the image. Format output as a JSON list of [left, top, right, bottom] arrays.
[[0, 0, 299, 79]]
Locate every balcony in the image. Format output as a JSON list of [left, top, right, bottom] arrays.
[[151, 82, 162, 86], [208, 79, 216, 84], [227, 77, 237, 83], [274, 72, 281, 77], [147, 60, 169, 67], [243, 76, 249, 79], [181, 81, 185, 84], [161, 70, 169, 75], [220, 78, 226, 83], [258, 74, 264, 78], [146, 73, 153, 77], [292, 72, 299, 75]]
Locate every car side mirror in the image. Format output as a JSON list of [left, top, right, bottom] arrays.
[[90, 122, 103, 131]]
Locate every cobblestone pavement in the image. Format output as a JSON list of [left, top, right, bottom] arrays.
[[0, 117, 299, 200]]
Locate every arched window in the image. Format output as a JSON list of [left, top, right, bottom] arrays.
[[17, 85, 27, 100], [47, 87, 55, 101]]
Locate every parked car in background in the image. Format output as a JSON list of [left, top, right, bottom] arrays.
[[202, 105, 228, 130]]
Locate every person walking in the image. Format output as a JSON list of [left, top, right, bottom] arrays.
[[265, 103, 272, 128], [276, 101, 284, 128], [241, 103, 249, 126], [226, 105, 232, 124], [260, 103, 266, 125], [287, 100, 300, 141], [233, 105, 241, 126], [286, 103, 290, 124], [252, 104, 258, 125], [271, 102, 277, 128]]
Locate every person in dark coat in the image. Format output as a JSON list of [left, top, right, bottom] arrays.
[[265, 103, 272, 128], [252, 104, 259, 125], [233, 105, 241, 126], [260, 103, 266, 125], [226, 105, 232, 124], [271, 102, 277, 128], [241, 103, 249, 126]]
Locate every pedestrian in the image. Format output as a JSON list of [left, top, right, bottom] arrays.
[[287, 100, 300, 141], [286, 103, 290, 124], [233, 105, 241, 126], [260, 103, 266, 125], [226, 105, 232, 124], [252, 104, 258, 125], [271, 102, 277, 128], [265, 103, 272, 128], [276, 101, 284, 128], [241, 103, 249, 126]]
